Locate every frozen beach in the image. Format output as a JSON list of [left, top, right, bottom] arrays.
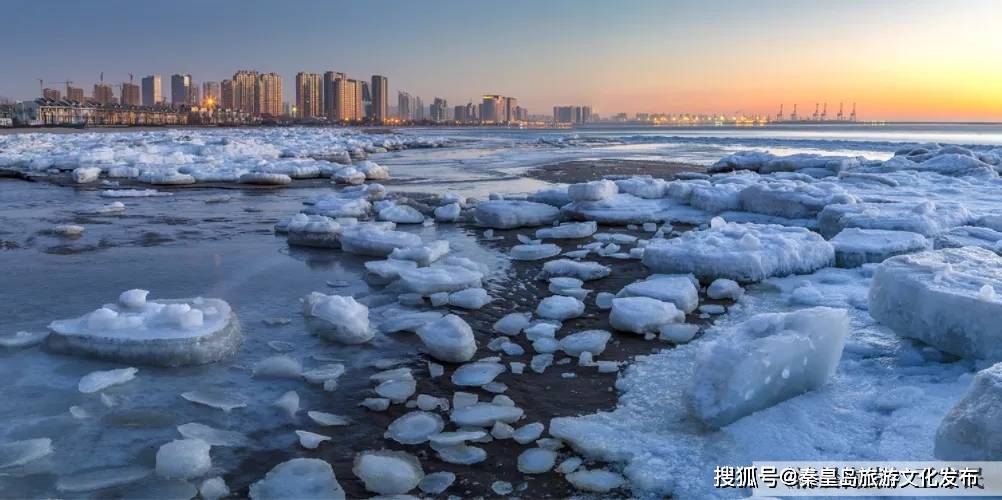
[[3, 124, 1002, 498]]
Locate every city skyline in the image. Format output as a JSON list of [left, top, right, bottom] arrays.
[[4, 0, 1002, 122]]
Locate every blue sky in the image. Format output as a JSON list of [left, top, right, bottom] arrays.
[[4, 0, 1001, 120]]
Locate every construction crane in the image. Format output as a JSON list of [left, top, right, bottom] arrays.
[[837, 102, 844, 121], [38, 79, 74, 98]]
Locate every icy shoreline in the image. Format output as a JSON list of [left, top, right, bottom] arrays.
[[3, 129, 1002, 498]]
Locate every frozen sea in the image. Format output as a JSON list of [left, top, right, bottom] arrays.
[[2, 123, 1002, 498]]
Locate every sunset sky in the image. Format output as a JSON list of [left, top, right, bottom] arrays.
[[5, 0, 1001, 121]]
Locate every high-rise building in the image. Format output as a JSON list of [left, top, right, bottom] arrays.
[[430, 98, 448, 122], [66, 86, 85, 102], [506, 97, 519, 122], [414, 96, 425, 121], [141, 75, 162, 106], [397, 91, 412, 120], [322, 71, 345, 120], [220, 80, 234, 109], [361, 81, 371, 119], [553, 105, 591, 124], [481, 95, 505, 123], [295, 72, 323, 119], [42, 88, 61, 100], [202, 81, 221, 106], [232, 70, 259, 114], [257, 73, 283, 117], [171, 74, 192, 106], [334, 78, 363, 121], [371, 75, 388, 122], [120, 82, 141, 106]]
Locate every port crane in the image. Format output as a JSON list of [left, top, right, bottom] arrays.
[[812, 103, 819, 121], [837, 102, 844, 121], [790, 104, 798, 121], [821, 102, 827, 121], [776, 104, 784, 121]]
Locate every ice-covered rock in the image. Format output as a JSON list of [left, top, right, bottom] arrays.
[[536, 295, 585, 320], [302, 293, 373, 344], [155, 439, 211, 480], [686, 307, 849, 427], [385, 411, 445, 444], [643, 222, 834, 282], [339, 224, 421, 257], [352, 450, 424, 496], [475, 200, 561, 229], [818, 201, 972, 238], [78, 367, 138, 393], [416, 314, 477, 363], [538, 259, 611, 281], [617, 275, 699, 313], [47, 293, 240, 366], [389, 240, 449, 266], [250, 458, 345, 500], [830, 228, 931, 267], [448, 288, 492, 309], [869, 246, 1002, 360], [610, 297, 683, 334], [510, 243, 562, 261], [706, 278, 744, 300], [399, 264, 483, 296], [536, 221, 598, 239], [568, 179, 618, 201], [934, 362, 1002, 460]]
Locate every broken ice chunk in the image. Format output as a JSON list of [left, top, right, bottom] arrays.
[[155, 439, 211, 480], [610, 297, 683, 334], [302, 293, 373, 344], [685, 307, 849, 427], [249, 458, 345, 500], [352, 450, 424, 496], [78, 367, 138, 393], [517, 448, 557, 474], [386, 411, 445, 444], [416, 314, 477, 363]]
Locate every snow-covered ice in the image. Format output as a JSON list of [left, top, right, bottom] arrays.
[[831, 228, 931, 267], [47, 291, 241, 366], [475, 200, 560, 228], [617, 275, 699, 313], [643, 222, 834, 282], [155, 438, 211, 480], [609, 297, 683, 334], [416, 314, 478, 363]]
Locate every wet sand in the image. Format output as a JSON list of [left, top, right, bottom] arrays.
[[226, 219, 732, 498], [528, 158, 703, 183]]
